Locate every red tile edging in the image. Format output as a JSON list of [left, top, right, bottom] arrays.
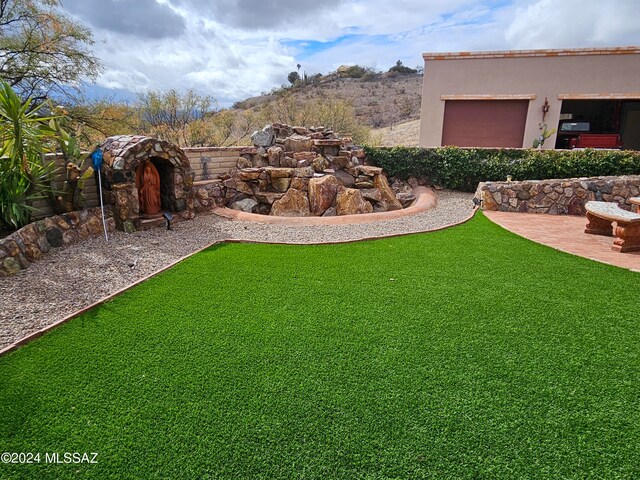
[[213, 186, 437, 225]]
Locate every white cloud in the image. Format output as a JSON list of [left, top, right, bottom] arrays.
[[64, 0, 640, 106], [505, 0, 640, 48]]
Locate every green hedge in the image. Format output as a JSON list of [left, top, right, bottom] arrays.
[[364, 146, 640, 192]]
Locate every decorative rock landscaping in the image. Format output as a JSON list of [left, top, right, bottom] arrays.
[[191, 123, 423, 217], [476, 175, 640, 215], [0, 125, 426, 277]]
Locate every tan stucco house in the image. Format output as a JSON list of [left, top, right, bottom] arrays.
[[418, 47, 640, 150]]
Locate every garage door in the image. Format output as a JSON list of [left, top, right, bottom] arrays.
[[441, 100, 529, 148]]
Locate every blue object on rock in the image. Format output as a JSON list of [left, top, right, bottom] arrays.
[[91, 148, 103, 170]]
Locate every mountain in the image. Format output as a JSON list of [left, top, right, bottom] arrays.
[[235, 71, 423, 130]]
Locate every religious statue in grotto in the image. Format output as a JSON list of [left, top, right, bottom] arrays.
[[136, 160, 161, 215]]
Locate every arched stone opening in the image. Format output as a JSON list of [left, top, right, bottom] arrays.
[[99, 135, 194, 231]]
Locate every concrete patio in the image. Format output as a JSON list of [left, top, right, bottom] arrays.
[[484, 211, 640, 272]]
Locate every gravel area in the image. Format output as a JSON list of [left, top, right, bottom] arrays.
[[0, 190, 474, 350]]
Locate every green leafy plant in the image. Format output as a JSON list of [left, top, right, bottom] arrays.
[[364, 145, 640, 192], [48, 107, 94, 212], [533, 123, 557, 148], [0, 81, 59, 229]]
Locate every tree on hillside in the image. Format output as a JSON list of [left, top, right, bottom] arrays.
[[0, 0, 102, 101], [65, 98, 141, 145], [388, 60, 417, 75], [135, 89, 261, 147], [287, 71, 300, 85], [137, 89, 215, 146]]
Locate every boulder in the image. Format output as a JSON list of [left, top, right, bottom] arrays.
[[256, 204, 271, 215], [293, 166, 315, 178], [309, 175, 341, 215], [235, 180, 254, 196], [361, 188, 382, 203], [567, 196, 587, 216], [333, 170, 355, 188], [373, 201, 389, 213], [270, 188, 311, 217], [237, 168, 262, 181], [267, 146, 284, 167], [284, 134, 313, 153], [195, 188, 209, 200], [280, 156, 298, 168], [322, 207, 337, 217], [336, 186, 374, 215], [252, 156, 269, 168], [481, 190, 498, 210], [236, 156, 252, 169], [391, 178, 413, 194], [255, 192, 285, 205], [373, 174, 402, 211], [359, 165, 383, 176], [312, 155, 330, 172], [231, 198, 258, 213], [332, 155, 350, 169], [251, 125, 275, 147], [267, 167, 294, 179], [293, 151, 316, 162], [271, 177, 291, 193], [396, 192, 416, 207], [222, 178, 237, 190], [290, 177, 310, 191], [0, 257, 21, 276], [241, 146, 257, 155]]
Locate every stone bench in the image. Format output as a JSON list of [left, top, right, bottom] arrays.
[[585, 201, 640, 253]]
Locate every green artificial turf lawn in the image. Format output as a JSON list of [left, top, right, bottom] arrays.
[[1, 213, 639, 479]]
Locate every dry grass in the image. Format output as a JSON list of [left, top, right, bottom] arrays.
[[371, 119, 421, 146], [238, 73, 423, 129]]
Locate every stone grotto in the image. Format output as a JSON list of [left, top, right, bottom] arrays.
[[190, 123, 422, 218]]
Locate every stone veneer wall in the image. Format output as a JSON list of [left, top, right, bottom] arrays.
[[27, 148, 243, 222], [183, 147, 247, 182], [0, 207, 116, 276], [31, 154, 100, 221], [476, 175, 640, 215]]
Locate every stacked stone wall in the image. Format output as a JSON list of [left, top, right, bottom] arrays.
[[0, 207, 115, 276], [476, 175, 640, 215]]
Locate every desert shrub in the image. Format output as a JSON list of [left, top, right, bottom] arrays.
[[387, 60, 417, 75], [364, 146, 640, 192], [338, 65, 375, 79], [257, 94, 371, 144]]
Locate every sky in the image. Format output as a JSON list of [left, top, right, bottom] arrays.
[[62, 0, 640, 106]]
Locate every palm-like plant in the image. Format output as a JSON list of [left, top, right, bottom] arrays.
[[49, 107, 94, 212], [0, 81, 59, 229]]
